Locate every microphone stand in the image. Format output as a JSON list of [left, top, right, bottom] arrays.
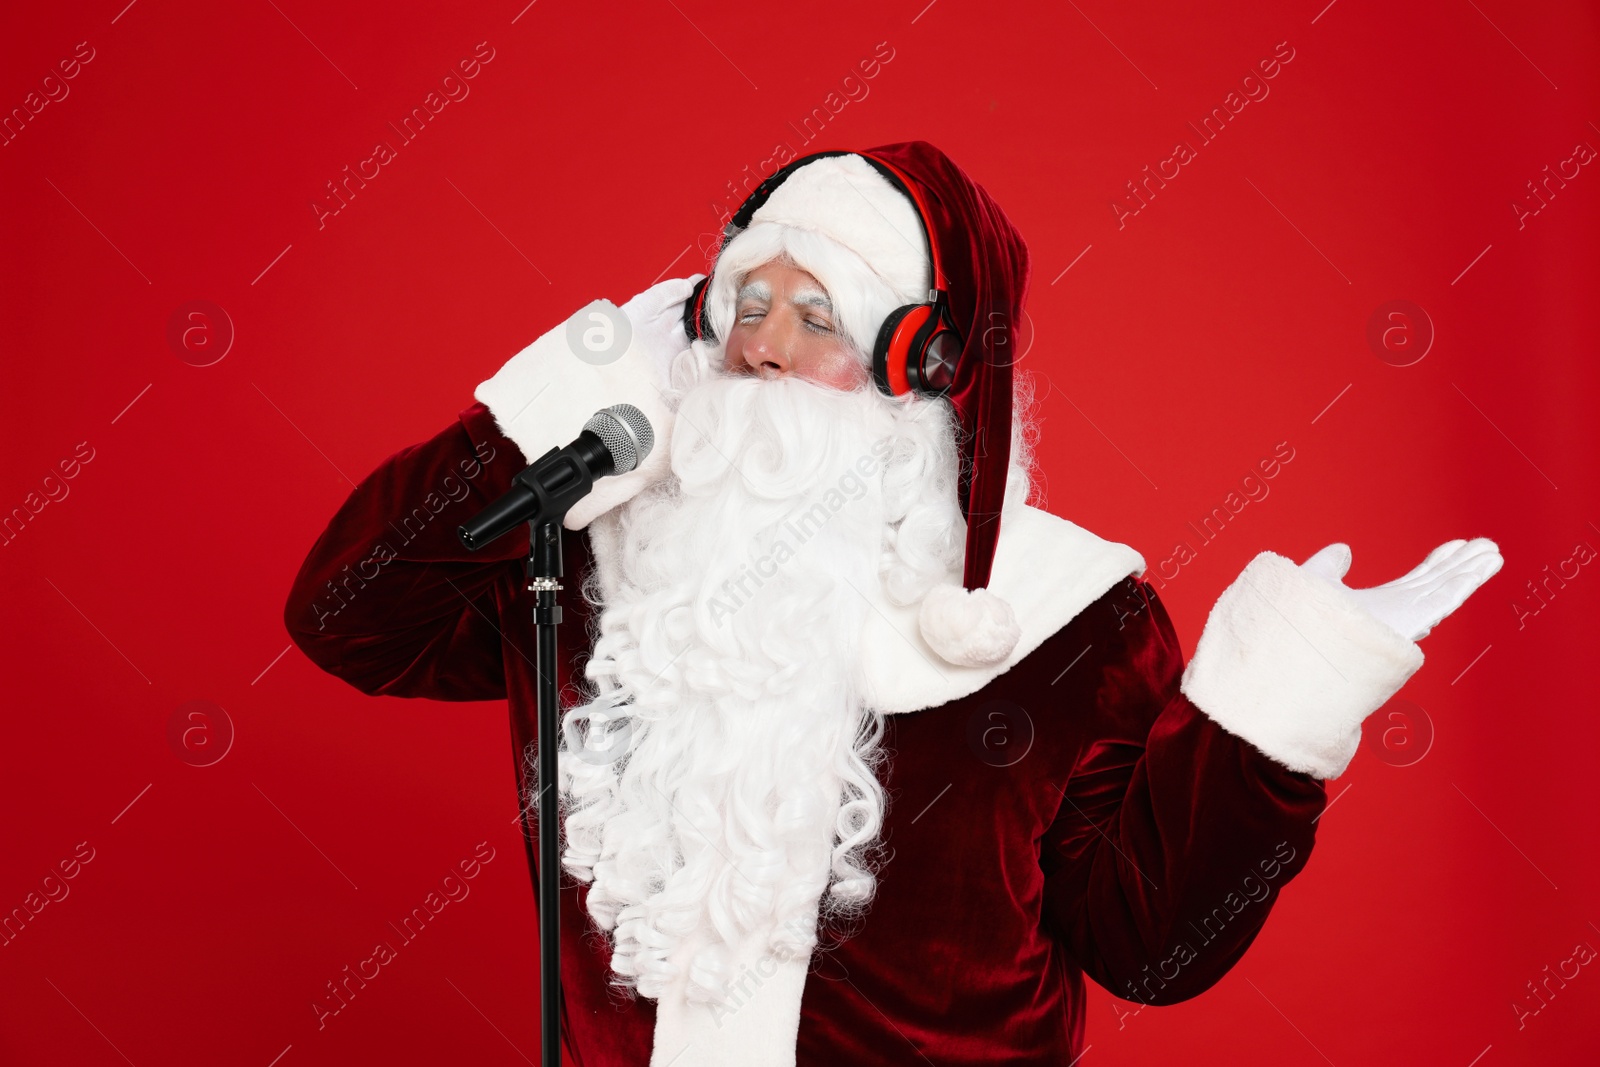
[[459, 404, 653, 1066], [516, 517, 564, 1067]]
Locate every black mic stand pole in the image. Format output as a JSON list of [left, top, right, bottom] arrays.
[[460, 404, 653, 1066], [517, 517, 564, 1067]]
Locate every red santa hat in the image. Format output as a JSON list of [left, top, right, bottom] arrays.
[[701, 141, 1029, 668]]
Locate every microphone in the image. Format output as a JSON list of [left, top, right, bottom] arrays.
[[458, 403, 654, 551]]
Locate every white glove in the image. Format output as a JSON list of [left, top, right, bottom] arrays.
[[1299, 538, 1503, 641], [618, 274, 702, 388], [1180, 536, 1504, 779], [474, 275, 704, 531]]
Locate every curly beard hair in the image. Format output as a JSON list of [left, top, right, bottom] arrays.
[[547, 346, 971, 1008]]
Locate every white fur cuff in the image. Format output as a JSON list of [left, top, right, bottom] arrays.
[[473, 303, 679, 531], [1179, 551, 1425, 780]]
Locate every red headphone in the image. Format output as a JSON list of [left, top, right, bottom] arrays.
[[682, 150, 963, 399]]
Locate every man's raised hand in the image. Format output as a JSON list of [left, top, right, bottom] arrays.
[[1299, 539, 1504, 642], [620, 273, 704, 381]]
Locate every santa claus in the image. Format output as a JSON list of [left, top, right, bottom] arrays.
[[285, 141, 1502, 1065]]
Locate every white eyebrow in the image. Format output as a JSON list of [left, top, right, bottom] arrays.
[[737, 280, 771, 303], [789, 287, 832, 312]]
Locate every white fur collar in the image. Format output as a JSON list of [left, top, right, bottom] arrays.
[[857, 504, 1145, 713]]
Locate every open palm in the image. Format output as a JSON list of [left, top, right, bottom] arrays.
[[1300, 538, 1503, 642]]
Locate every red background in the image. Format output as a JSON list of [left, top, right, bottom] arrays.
[[3, 1, 1597, 1064]]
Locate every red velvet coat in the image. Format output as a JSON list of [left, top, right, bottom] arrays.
[[284, 402, 1328, 1065]]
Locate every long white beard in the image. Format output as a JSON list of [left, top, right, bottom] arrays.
[[555, 360, 965, 1007]]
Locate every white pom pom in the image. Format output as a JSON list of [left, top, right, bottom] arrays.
[[918, 584, 1021, 667]]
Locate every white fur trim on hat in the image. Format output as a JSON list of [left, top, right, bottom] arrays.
[[917, 583, 1022, 668], [749, 154, 931, 303]]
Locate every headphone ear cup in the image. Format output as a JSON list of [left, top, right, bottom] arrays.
[[683, 276, 713, 343], [909, 303, 962, 397], [872, 304, 919, 396]]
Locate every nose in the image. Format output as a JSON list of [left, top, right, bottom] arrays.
[[741, 318, 791, 379]]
